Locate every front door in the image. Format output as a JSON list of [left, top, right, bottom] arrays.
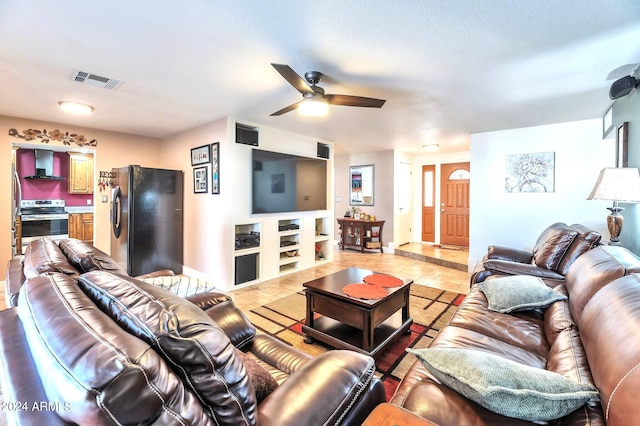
[[440, 162, 470, 247]]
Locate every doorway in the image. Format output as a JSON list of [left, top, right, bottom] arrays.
[[397, 161, 412, 246], [439, 162, 470, 247], [11, 143, 96, 258]]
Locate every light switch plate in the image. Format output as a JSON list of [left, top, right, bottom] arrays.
[[101, 195, 108, 203]]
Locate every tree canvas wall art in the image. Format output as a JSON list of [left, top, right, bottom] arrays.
[[505, 152, 555, 193]]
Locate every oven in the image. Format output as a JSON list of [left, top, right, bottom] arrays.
[[20, 199, 69, 253]]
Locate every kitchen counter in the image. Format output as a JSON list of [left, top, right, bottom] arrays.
[[66, 206, 95, 214]]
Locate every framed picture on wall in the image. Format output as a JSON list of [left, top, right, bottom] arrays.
[[191, 144, 211, 166], [603, 104, 614, 139], [505, 151, 555, 193], [211, 142, 220, 194], [616, 122, 629, 167], [193, 166, 208, 193]]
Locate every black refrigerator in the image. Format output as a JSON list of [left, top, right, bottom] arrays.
[[110, 165, 184, 276]]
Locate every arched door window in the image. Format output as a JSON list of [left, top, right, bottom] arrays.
[[448, 169, 470, 180]]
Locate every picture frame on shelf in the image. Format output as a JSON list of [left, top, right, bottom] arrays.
[[616, 122, 629, 167], [193, 166, 208, 193], [211, 142, 220, 194], [603, 104, 614, 139], [191, 144, 211, 166]]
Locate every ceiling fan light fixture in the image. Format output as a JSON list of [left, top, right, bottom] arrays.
[[298, 97, 329, 116], [58, 101, 94, 114]]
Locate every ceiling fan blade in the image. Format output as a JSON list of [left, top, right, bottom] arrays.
[[607, 63, 640, 80], [270, 100, 302, 116], [327, 94, 386, 108], [271, 63, 314, 93]]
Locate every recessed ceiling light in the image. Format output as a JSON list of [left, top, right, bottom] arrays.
[[58, 101, 94, 114], [422, 144, 439, 151]]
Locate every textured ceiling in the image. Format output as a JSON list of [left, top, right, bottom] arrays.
[[0, 1, 639, 154]]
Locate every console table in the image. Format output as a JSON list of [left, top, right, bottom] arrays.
[[337, 219, 385, 253]]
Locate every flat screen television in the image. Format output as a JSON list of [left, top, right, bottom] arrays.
[[252, 148, 327, 214]]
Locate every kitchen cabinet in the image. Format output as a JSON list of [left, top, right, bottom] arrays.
[[68, 153, 94, 194], [15, 216, 22, 256], [69, 213, 93, 243], [337, 219, 385, 253]]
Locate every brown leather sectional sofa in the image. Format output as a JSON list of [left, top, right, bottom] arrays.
[[0, 238, 385, 425], [471, 222, 602, 285], [5, 237, 173, 308], [390, 241, 640, 425]]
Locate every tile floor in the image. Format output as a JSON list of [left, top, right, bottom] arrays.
[[229, 244, 471, 313]]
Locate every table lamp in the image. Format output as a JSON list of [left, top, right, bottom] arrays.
[[587, 167, 640, 244]]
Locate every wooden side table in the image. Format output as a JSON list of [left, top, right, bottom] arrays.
[[363, 403, 439, 425], [337, 219, 384, 252]]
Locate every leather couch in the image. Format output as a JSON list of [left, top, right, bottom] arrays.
[[471, 222, 601, 285], [0, 239, 385, 425], [5, 237, 176, 307], [389, 244, 640, 425]]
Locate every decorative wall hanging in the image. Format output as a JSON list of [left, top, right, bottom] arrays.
[[8, 128, 97, 146], [211, 142, 220, 194], [191, 144, 211, 166], [193, 166, 208, 193], [505, 152, 555, 193], [602, 104, 614, 139], [98, 171, 116, 192], [616, 122, 629, 167]]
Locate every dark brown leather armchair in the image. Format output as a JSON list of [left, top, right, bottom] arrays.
[[471, 223, 601, 285]]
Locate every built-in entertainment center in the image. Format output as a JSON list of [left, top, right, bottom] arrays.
[[229, 121, 334, 289]]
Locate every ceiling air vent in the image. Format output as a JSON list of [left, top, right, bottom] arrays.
[[70, 70, 123, 90]]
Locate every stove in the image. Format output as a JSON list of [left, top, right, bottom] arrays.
[[20, 199, 69, 251]]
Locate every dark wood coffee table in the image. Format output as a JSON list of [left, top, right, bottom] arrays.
[[302, 267, 413, 358]]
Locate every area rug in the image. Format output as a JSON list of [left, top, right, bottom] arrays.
[[248, 286, 465, 401]]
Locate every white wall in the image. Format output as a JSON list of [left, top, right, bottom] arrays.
[[160, 117, 230, 285], [334, 150, 394, 248], [469, 118, 614, 267]]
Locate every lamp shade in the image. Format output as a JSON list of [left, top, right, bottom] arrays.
[[587, 167, 640, 202], [298, 97, 329, 116]]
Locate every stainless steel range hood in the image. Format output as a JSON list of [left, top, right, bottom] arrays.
[[24, 149, 65, 180]]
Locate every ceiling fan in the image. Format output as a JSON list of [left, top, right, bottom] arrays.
[[270, 63, 386, 116]]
